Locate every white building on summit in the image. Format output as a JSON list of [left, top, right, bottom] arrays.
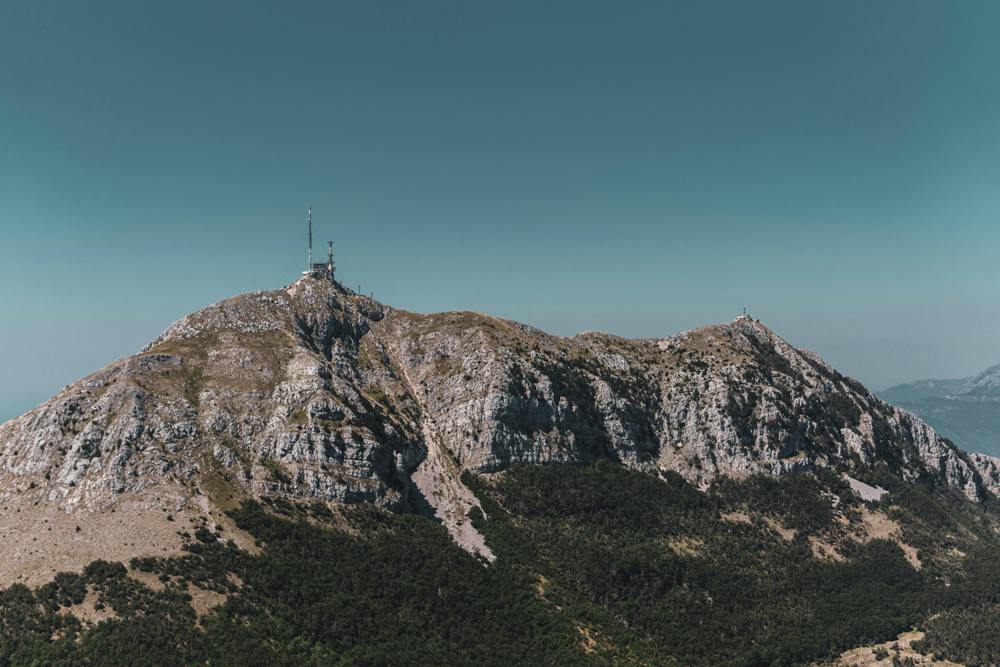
[[303, 205, 335, 279]]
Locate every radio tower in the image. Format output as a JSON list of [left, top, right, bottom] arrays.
[[302, 205, 335, 280], [307, 205, 313, 272]]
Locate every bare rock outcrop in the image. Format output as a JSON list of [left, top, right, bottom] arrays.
[[0, 276, 994, 578], [380, 311, 990, 501]]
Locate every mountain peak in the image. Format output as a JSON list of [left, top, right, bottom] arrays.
[[0, 279, 995, 583], [961, 361, 1000, 397]]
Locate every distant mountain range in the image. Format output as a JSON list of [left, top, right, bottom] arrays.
[[881, 363, 1000, 457]]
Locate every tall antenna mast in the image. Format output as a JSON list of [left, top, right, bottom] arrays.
[[307, 205, 313, 270]]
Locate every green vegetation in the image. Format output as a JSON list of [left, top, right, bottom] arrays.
[[261, 458, 292, 485], [199, 453, 243, 510], [468, 463, 1000, 665], [0, 497, 648, 666], [907, 494, 1000, 665], [4, 464, 1000, 665], [468, 465, 931, 665]]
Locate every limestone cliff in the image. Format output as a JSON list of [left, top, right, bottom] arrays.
[[0, 275, 994, 576]]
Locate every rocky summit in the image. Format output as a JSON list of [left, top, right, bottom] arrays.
[[1, 275, 997, 579]]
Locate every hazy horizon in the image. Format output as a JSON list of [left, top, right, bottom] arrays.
[[0, 276, 994, 424], [3, 1, 1000, 422]]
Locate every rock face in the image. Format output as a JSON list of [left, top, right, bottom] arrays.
[[380, 307, 990, 502], [0, 279, 425, 514], [0, 275, 996, 567]]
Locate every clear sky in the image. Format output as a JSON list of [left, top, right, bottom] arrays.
[[2, 1, 999, 422]]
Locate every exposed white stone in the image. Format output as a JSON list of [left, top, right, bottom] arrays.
[[843, 474, 888, 502], [0, 279, 995, 569]]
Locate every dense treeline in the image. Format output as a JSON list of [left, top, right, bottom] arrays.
[[467, 464, 937, 665], [910, 534, 1000, 665], [2, 464, 1000, 665], [0, 495, 654, 666]]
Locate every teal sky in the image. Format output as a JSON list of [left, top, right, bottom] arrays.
[[2, 1, 1000, 422]]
